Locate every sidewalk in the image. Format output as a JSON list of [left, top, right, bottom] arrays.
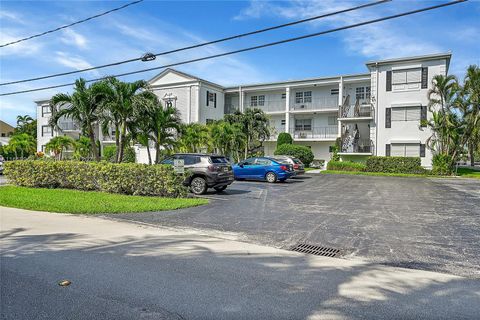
[[2, 206, 479, 319]]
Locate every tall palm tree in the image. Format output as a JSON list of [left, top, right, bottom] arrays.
[[49, 78, 107, 161], [210, 121, 246, 162], [178, 123, 210, 153], [462, 65, 480, 166], [74, 136, 92, 161], [8, 133, 36, 159], [16, 115, 33, 128], [45, 136, 75, 160], [130, 91, 157, 164], [100, 77, 148, 162]]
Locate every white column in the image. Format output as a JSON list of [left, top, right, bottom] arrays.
[[337, 78, 343, 138], [239, 86, 244, 112], [285, 87, 290, 133]]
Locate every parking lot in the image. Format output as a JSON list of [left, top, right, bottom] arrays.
[[111, 174, 480, 277]]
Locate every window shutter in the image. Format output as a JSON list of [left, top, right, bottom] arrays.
[[206, 90, 209, 106], [386, 70, 392, 91], [420, 106, 427, 127], [420, 144, 426, 157], [421, 67, 428, 89], [214, 93, 217, 108], [386, 144, 391, 157], [385, 108, 391, 128]]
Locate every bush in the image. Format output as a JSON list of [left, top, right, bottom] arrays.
[[102, 145, 136, 163], [366, 156, 426, 174], [431, 154, 453, 175], [274, 144, 314, 166], [327, 160, 366, 172], [276, 132, 293, 147], [4, 160, 188, 197]]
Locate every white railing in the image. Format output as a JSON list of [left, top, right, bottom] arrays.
[[58, 121, 80, 131], [290, 97, 338, 111], [244, 99, 286, 113], [289, 126, 338, 140]]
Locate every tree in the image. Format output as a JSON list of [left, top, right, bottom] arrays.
[[45, 136, 75, 160], [49, 78, 106, 161], [15, 115, 37, 138], [8, 133, 36, 159], [274, 144, 314, 166], [74, 136, 92, 160], [462, 65, 480, 166], [210, 121, 246, 162], [130, 91, 158, 164], [277, 132, 293, 147], [178, 123, 210, 153], [100, 77, 148, 162]]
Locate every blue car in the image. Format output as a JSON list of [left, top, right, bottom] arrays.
[[232, 157, 295, 183]]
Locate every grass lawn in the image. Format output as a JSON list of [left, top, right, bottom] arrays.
[[456, 167, 480, 179], [0, 186, 208, 214]]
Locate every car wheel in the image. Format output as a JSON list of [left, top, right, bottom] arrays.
[[214, 185, 227, 192], [190, 177, 207, 195], [265, 172, 277, 183]]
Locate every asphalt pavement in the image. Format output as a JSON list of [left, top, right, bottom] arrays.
[[2, 207, 479, 320], [111, 174, 480, 278]]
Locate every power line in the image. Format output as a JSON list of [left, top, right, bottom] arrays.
[[0, 0, 466, 97], [0, 0, 144, 48], [0, 0, 390, 86]]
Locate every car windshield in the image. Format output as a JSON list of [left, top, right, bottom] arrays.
[[211, 156, 229, 164]]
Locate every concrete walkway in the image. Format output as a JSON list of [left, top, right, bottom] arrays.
[[1, 206, 479, 320]]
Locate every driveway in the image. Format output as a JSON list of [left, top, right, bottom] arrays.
[[0, 175, 7, 185], [111, 174, 480, 278]]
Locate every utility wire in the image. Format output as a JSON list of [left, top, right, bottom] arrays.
[[0, 0, 144, 48], [0, 0, 466, 97], [0, 0, 390, 86]]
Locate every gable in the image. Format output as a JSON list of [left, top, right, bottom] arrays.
[[149, 69, 197, 86]]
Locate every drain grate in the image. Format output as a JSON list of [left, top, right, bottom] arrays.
[[290, 243, 340, 257]]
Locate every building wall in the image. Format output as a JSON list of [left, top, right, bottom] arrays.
[[152, 84, 199, 124], [373, 58, 448, 167], [36, 102, 52, 152], [198, 84, 225, 124]]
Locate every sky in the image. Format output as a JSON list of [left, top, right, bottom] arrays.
[[1, 0, 479, 126]]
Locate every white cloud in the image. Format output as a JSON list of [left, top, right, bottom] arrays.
[[60, 29, 88, 49], [0, 28, 43, 56], [54, 52, 99, 76], [0, 10, 25, 24]]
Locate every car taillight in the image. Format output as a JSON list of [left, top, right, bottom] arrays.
[[293, 164, 299, 169], [280, 165, 288, 171]]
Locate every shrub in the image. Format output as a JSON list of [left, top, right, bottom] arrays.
[[366, 156, 426, 174], [4, 160, 188, 197], [431, 154, 453, 175], [276, 132, 293, 147], [327, 160, 366, 172], [274, 144, 314, 166], [102, 145, 136, 163]]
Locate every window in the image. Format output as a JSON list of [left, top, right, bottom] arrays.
[[328, 116, 337, 126], [242, 158, 256, 165], [391, 144, 420, 157], [206, 90, 216, 107], [42, 125, 52, 137], [391, 107, 421, 122], [355, 87, 365, 100], [161, 157, 174, 165], [295, 119, 312, 131], [281, 93, 286, 99], [295, 91, 312, 104], [392, 68, 421, 85], [1, 133, 5, 137], [250, 96, 258, 107], [41, 145, 46, 152], [206, 119, 215, 125], [330, 88, 339, 95], [365, 86, 371, 100], [255, 158, 271, 166], [258, 95, 265, 106], [182, 155, 201, 165], [42, 105, 51, 116], [281, 119, 286, 126]]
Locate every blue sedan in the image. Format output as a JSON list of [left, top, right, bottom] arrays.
[[232, 157, 295, 183]]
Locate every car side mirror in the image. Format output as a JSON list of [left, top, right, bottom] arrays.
[[239, 163, 244, 168]]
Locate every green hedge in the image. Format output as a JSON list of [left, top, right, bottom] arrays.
[[276, 132, 293, 147], [274, 144, 314, 166], [327, 160, 366, 172], [4, 160, 187, 197], [366, 156, 426, 174]]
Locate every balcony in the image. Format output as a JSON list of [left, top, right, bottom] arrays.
[[290, 126, 338, 140], [58, 121, 80, 132], [291, 97, 338, 112], [244, 99, 286, 113], [339, 138, 374, 154], [339, 103, 374, 119]]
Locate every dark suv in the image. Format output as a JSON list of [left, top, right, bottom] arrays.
[[161, 154, 234, 195]]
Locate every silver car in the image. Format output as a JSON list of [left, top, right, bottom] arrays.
[[272, 155, 305, 175]]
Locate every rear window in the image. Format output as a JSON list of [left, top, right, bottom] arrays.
[[210, 156, 229, 164], [293, 158, 302, 164]]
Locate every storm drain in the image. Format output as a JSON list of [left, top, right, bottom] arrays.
[[290, 244, 340, 257]]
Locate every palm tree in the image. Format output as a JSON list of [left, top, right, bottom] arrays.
[[16, 115, 33, 128], [100, 77, 148, 162], [178, 123, 210, 153], [462, 65, 480, 166], [130, 91, 157, 164], [210, 121, 246, 161], [45, 136, 75, 160], [49, 78, 107, 161], [74, 136, 92, 161], [8, 133, 36, 159]]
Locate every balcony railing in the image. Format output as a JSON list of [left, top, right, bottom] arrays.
[[58, 121, 80, 131], [289, 126, 338, 140], [339, 103, 374, 119], [291, 97, 338, 111], [340, 138, 374, 154], [244, 100, 286, 113]]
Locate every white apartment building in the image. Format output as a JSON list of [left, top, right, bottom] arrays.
[[36, 52, 451, 167]]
